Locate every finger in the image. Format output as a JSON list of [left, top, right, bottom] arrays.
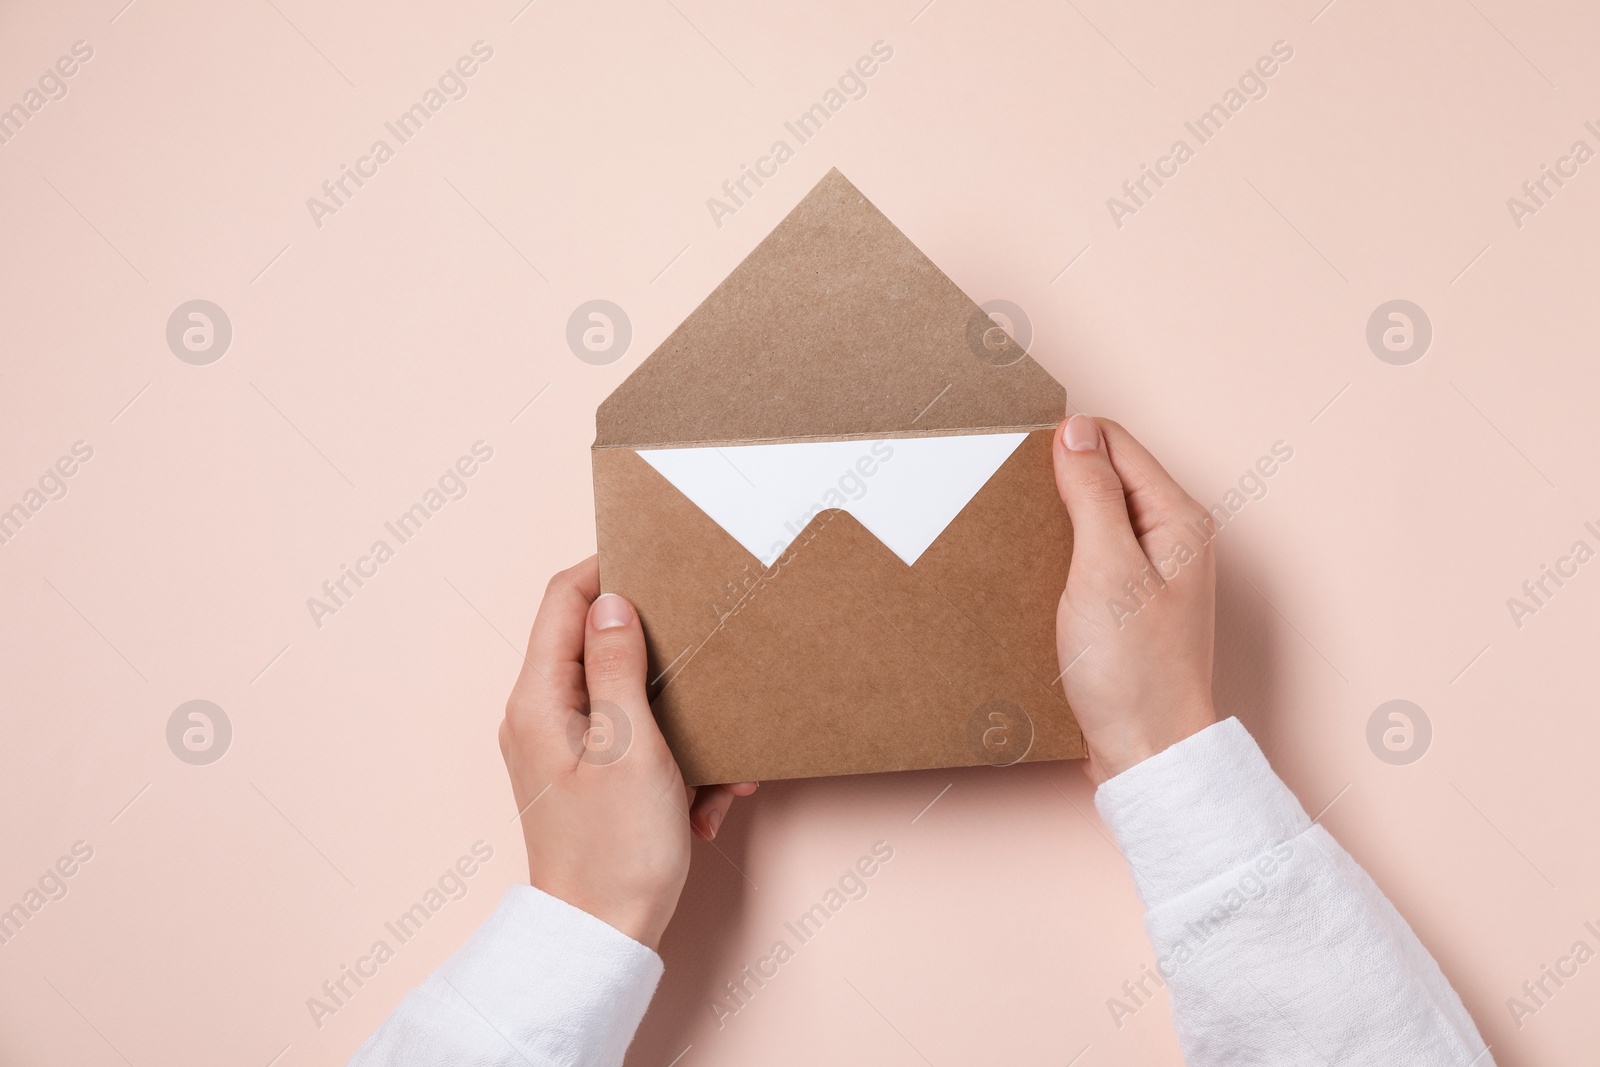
[[581, 592, 669, 767], [689, 783, 756, 840], [505, 558, 598, 763], [522, 556, 600, 683], [1097, 421, 1209, 543], [1052, 415, 1142, 559]]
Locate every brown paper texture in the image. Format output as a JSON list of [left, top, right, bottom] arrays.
[[593, 169, 1083, 785]]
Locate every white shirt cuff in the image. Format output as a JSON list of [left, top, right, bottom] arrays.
[[1094, 717, 1310, 908], [398, 884, 664, 1067]]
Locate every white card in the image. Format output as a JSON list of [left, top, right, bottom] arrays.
[[637, 433, 1027, 567]]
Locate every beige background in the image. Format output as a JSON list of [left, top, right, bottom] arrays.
[[2, 0, 1597, 1064]]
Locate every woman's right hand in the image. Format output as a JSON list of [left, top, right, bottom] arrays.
[[1051, 415, 1218, 784]]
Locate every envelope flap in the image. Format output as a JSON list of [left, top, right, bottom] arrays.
[[595, 169, 1066, 449]]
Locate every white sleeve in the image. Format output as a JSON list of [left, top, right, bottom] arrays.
[[1094, 717, 1493, 1067], [347, 885, 663, 1067]]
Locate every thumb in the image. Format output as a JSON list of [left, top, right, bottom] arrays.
[[581, 593, 669, 768], [1052, 415, 1140, 557]]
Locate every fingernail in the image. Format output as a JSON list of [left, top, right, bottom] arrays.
[[591, 593, 634, 630], [1064, 414, 1100, 452], [707, 807, 724, 838]]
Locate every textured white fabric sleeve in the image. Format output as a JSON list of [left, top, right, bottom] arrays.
[[1095, 717, 1493, 1067], [347, 884, 663, 1067]]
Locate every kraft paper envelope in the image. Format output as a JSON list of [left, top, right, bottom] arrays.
[[592, 168, 1084, 785]]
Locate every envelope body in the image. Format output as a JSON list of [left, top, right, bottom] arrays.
[[592, 169, 1084, 785]]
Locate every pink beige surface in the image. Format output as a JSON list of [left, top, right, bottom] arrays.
[[2, 1, 1598, 1064]]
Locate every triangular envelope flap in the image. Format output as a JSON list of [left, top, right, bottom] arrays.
[[656, 505, 1083, 785], [594, 169, 1066, 449]]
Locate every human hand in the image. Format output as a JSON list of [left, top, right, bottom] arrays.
[[1052, 415, 1218, 784], [499, 556, 758, 950]]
